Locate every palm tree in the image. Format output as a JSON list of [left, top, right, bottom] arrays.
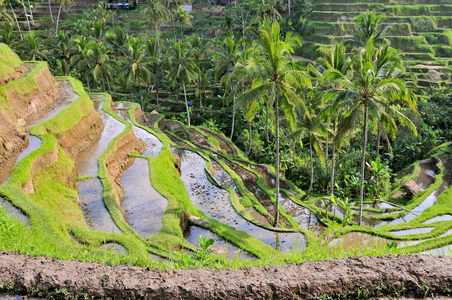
[[18, 0, 31, 33], [285, 88, 325, 200], [188, 34, 211, 108], [71, 36, 94, 92], [167, 40, 198, 126], [173, 5, 192, 39], [144, 33, 163, 107], [106, 27, 130, 58], [55, 0, 71, 35], [323, 39, 417, 226], [4, 0, 22, 39], [315, 43, 353, 195], [0, 22, 18, 47], [0, 3, 13, 25], [239, 20, 310, 227], [124, 37, 152, 111], [140, 0, 168, 46], [345, 10, 391, 48], [19, 33, 49, 61], [90, 41, 114, 93]]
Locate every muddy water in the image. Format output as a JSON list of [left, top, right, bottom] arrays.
[[423, 243, 452, 255], [416, 160, 438, 190], [116, 108, 163, 157], [0, 198, 30, 225], [175, 149, 306, 253], [0, 136, 42, 184], [279, 193, 326, 235], [185, 226, 255, 260], [423, 214, 452, 224], [121, 157, 167, 239], [100, 243, 128, 254], [77, 102, 125, 233], [381, 189, 441, 227], [391, 227, 434, 236]]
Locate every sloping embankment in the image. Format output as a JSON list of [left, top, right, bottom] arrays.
[[0, 252, 451, 299]]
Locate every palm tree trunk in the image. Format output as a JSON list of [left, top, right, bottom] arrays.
[[230, 96, 236, 140], [301, 134, 314, 201], [27, 0, 33, 25], [9, 1, 23, 39], [55, 2, 63, 35], [183, 81, 190, 126], [198, 68, 202, 107], [376, 124, 381, 158], [246, 121, 251, 156], [265, 103, 269, 142], [21, 0, 31, 33], [171, 12, 176, 41], [48, 0, 54, 23], [179, 21, 183, 39], [330, 119, 336, 195], [86, 77, 91, 93], [154, 76, 159, 107], [137, 75, 143, 111], [325, 118, 329, 164], [359, 104, 369, 226], [273, 97, 280, 228], [101, 72, 106, 92]]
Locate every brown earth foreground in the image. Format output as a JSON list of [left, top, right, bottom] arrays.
[[0, 252, 452, 299]]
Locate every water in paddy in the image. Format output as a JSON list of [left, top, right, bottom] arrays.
[[116, 107, 163, 157], [100, 243, 128, 254], [423, 214, 452, 224], [77, 101, 124, 233], [174, 149, 306, 253], [121, 157, 167, 239], [185, 226, 255, 260], [0, 136, 42, 184], [391, 227, 434, 236], [423, 243, 452, 255], [279, 192, 326, 235], [0, 198, 30, 225]]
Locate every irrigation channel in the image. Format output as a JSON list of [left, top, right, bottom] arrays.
[[328, 156, 452, 254]]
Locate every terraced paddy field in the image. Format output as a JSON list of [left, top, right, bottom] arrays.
[[303, 0, 452, 94], [0, 41, 452, 298]]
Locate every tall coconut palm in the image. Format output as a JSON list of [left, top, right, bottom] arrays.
[[173, 5, 192, 39], [167, 40, 198, 126], [345, 9, 391, 48], [55, 0, 71, 35], [124, 37, 152, 111], [239, 20, 310, 227], [20, 33, 49, 60], [4, 0, 22, 39], [315, 43, 353, 195], [140, 0, 168, 46], [71, 36, 94, 92], [144, 34, 163, 107], [323, 39, 417, 226], [188, 34, 211, 108], [285, 88, 325, 200], [89, 41, 114, 93]]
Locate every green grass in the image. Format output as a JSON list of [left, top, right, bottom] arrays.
[[0, 44, 22, 79]]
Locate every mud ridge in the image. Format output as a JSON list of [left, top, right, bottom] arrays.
[[0, 252, 451, 299]]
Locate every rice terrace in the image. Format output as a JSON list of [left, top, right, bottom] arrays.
[[0, 0, 452, 297]]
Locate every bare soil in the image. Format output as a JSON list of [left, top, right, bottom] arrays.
[[0, 252, 451, 299]]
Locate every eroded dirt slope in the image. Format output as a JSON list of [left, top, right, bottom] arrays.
[[0, 252, 451, 299]]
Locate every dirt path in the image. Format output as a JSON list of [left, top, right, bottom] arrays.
[[0, 252, 451, 299]]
